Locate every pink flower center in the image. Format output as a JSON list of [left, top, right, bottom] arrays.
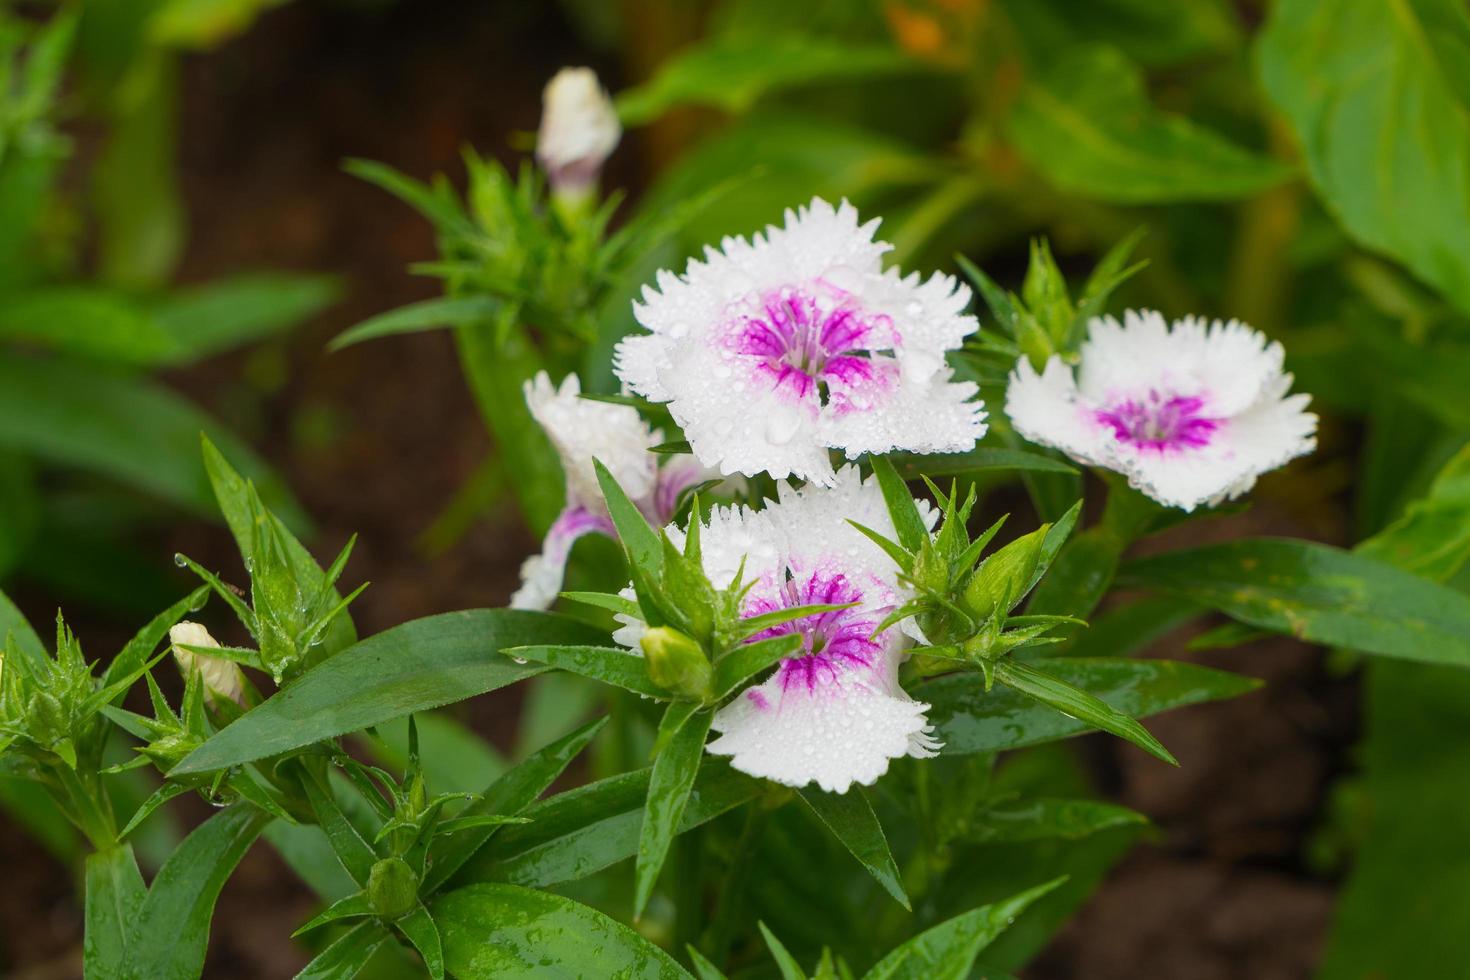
[[1095, 391, 1219, 451], [724, 286, 894, 408], [741, 570, 881, 695]]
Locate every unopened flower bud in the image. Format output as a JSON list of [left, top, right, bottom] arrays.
[[536, 67, 620, 205], [961, 526, 1048, 624], [170, 622, 245, 706], [367, 856, 419, 920], [26, 690, 69, 751], [640, 626, 712, 702]]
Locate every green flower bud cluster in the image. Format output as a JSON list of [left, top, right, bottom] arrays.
[[176, 455, 365, 685], [853, 460, 1084, 678], [0, 617, 113, 772]]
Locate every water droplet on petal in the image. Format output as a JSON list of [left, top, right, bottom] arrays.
[[902, 349, 942, 383], [824, 264, 863, 295], [765, 405, 803, 446], [669, 322, 691, 339]]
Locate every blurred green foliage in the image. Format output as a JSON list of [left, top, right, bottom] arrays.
[[0, 2, 334, 615]]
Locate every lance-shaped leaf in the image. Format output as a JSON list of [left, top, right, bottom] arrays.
[[595, 458, 662, 574], [173, 610, 603, 774], [299, 767, 379, 887], [920, 657, 1257, 755], [294, 920, 389, 980], [890, 448, 1077, 479], [712, 633, 803, 697], [504, 644, 665, 699], [451, 762, 759, 889], [431, 883, 693, 979], [992, 660, 1175, 764], [861, 878, 1066, 980], [1118, 537, 1470, 666], [84, 845, 146, 980], [424, 717, 607, 893], [396, 904, 444, 980], [870, 456, 928, 553], [960, 798, 1147, 844], [798, 787, 908, 909], [292, 892, 375, 937], [330, 295, 500, 351], [126, 805, 271, 980], [758, 922, 807, 980], [635, 707, 714, 918]]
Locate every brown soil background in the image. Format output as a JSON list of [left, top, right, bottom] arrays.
[[0, 2, 1354, 976]]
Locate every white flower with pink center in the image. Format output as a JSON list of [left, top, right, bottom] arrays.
[[1006, 310, 1317, 511], [614, 198, 987, 486], [616, 466, 941, 793], [510, 372, 706, 610]]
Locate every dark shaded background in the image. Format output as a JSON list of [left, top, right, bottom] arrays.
[[1, 2, 1353, 976]]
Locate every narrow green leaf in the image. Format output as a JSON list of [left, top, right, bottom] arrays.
[[1119, 537, 1470, 666], [292, 892, 374, 937], [344, 159, 474, 236], [728, 604, 856, 642], [0, 287, 177, 364], [994, 660, 1176, 764], [920, 657, 1257, 755], [152, 272, 340, 363], [870, 457, 928, 553], [173, 610, 603, 774], [758, 922, 807, 980], [118, 783, 192, 841], [452, 762, 759, 889], [712, 633, 803, 696], [961, 798, 1147, 844], [861, 878, 1066, 980], [431, 883, 693, 978], [330, 295, 500, 351], [561, 591, 642, 618], [1026, 500, 1083, 594], [847, 520, 912, 571], [635, 708, 714, 918], [125, 805, 270, 980], [423, 717, 607, 893], [396, 904, 445, 980], [595, 458, 662, 573], [293, 920, 389, 980], [891, 448, 1077, 478], [102, 586, 210, 696], [798, 787, 909, 909], [686, 945, 728, 980], [504, 644, 665, 699], [84, 845, 146, 980], [299, 768, 379, 887]]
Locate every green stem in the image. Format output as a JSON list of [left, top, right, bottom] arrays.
[[52, 764, 117, 851], [1026, 475, 1157, 623], [700, 804, 767, 967]]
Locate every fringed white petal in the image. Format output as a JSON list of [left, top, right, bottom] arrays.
[[510, 506, 614, 610], [524, 371, 659, 512], [706, 652, 938, 794], [614, 197, 983, 482], [1004, 311, 1317, 511]]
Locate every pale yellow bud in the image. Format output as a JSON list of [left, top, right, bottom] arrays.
[[536, 67, 620, 199], [169, 621, 245, 705]]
